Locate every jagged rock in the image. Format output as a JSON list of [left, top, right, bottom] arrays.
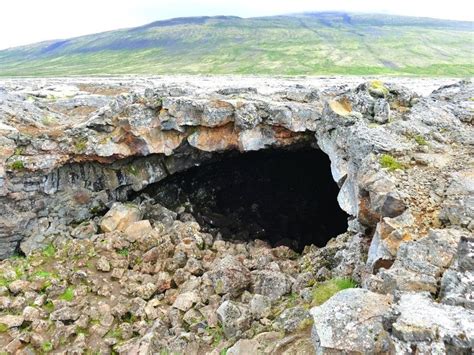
[[249, 294, 271, 319], [310, 288, 393, 353], [203, 255, 251, 297], [172, 291, 200, 312], [367, 210, 414, 272], [96, 257, 111, 272], [0, 314, 24, 328], [100, 203, 143, 233], [373, 98, 390, 123], [439, 169, 474, 231], [50, 306, 80, 321], [389, 292, 474, 353], [0, 77, 472, 354], [227, 338, 260, 355], [123, 220, 153, 241], [216, 300, 252, 338], [368, 228, 464, 295], [273, 306, 312, 333], [251, 270, 293, 300], [439, 236, 474, 309]]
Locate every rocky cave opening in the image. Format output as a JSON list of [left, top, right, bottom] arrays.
[[137, 148, 348, 253]]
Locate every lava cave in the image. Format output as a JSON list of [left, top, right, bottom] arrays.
[[139, 148, 348, 252]]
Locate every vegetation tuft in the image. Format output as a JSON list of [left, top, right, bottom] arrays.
[[312, 277, 357, 306], [379, 154, 406, 171]]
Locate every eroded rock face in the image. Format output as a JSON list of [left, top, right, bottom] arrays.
[[0, 76, 473, 354]]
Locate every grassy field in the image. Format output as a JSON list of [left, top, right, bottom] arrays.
[[0, 13, 472, 77]]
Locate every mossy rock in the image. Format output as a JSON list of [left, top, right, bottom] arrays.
[[368, 80, 389, 98]]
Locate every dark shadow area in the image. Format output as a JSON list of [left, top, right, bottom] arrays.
[[140, 148, 348, 252]]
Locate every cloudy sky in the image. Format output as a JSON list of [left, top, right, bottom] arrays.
[[0, 0, 472, 49]]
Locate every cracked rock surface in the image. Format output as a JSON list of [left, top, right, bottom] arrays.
[[0, 76, 472, 354]]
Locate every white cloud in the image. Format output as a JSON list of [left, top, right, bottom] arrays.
[[0, 0, 472, 50]]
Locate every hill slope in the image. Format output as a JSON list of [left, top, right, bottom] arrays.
[[0, 12, 473, 76]]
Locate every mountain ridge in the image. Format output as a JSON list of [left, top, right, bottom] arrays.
[[0, 12, 472, 76]]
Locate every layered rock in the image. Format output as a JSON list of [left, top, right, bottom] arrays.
[[0, 76, 473, 354]]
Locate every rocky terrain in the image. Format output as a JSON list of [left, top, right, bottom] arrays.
[[0, 76, 472, 354]]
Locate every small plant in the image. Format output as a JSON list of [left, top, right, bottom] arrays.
[[74, 138, 88, 153], [379, 154, 405, 171], [312, 277, 357, 306], [286, 292, 299, 307], [414, 135, 428, 146], [75, 327, 89, 335], [33, 270, 52, 278], [126, 165, 139, 176], [205, 325, 224, 347], [42, 244, 56, 258], [117, 248, 129, 257], [9, 160, 25, 170], [60, 287, 75, 302], [0, 323, 8, 333], [106, 328, 122, 340], [13, 147, 25, 155], [0, 277, 10, 287], [44, 300, 55, 313], [41, 341, 53, 352]]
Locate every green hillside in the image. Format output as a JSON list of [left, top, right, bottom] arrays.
[[0, 12, 473, 76]]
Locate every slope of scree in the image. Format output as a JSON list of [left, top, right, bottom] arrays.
[[138, 149, 348, 252]]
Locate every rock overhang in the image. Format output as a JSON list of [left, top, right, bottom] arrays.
[[0, 76, 472, 260]]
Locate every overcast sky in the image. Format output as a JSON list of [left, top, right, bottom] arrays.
[[0, 0, 472, 50]]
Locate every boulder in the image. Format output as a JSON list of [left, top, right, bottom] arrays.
[[310, 288, 393, 353], [251, 270, 293, 300], [204, 256, 251, 297], [273, 306, 312, 333], [0, 315, 24, 329], [216, 301, 251, 338], [124, 220, 153, 242], [172, 291, 200, 312], [100, 203, 143, 232], [390, 292, 474, 353]]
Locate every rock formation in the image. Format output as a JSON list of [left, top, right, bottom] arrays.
[[0, 76, 472, 353]]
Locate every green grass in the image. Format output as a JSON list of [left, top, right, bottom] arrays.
[[41, 341, 53, 353], [60, 287, 75, 302], [43, 300, 55, 313], [74, 138, 88, 153], [32, 270, 53, 278], [0, 13, 472, 77], [9, 160, 25, 170], [206, 324, 224, 345], [0, 323, 8, 333], [414, 135, 428, 145], [117, 248, 129, 257], [379, 154, 406, 171], [312, 277, 357, 306], [42, 244, 56, 258]]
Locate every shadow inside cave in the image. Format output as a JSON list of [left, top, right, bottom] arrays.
[[138, 148, 348, 253]]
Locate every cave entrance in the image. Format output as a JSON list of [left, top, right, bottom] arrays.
[[140, 148, 348, 253]]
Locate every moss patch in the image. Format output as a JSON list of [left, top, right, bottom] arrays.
[[414, 135, 428, 145], [9, 160, 25, 170], [0, 323, 8, 333], [74, 138, 88, 153], [60, 287, 75, 302], [379, 154, 406, 171], [369, 80, 389, 97], [312, 277, 357, 306]]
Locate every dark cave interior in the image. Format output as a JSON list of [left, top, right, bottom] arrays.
[[139, 148, 348, 253]]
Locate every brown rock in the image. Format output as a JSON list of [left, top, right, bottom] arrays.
[[100, 203, 143, 232]]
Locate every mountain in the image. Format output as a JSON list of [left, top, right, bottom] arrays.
[[0, 12, 472, 76]]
